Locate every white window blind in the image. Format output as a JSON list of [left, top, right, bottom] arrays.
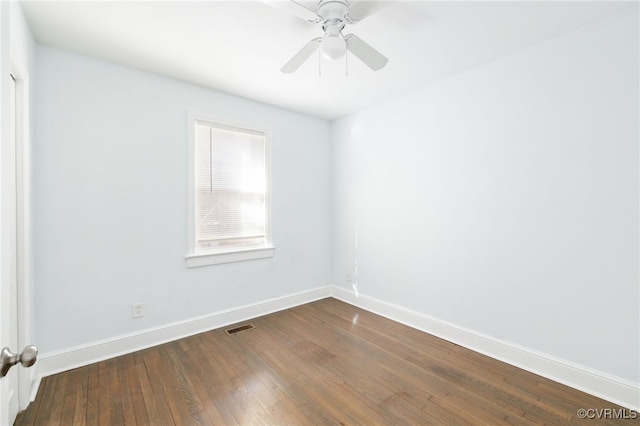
[[195, 120, 267, 251]]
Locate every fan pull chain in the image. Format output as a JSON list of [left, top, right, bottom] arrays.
[[318, 49, 322, 76], [345, 51, 349, 77]]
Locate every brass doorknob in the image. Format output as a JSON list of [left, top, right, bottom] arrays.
[[1, 345, 38, 377]]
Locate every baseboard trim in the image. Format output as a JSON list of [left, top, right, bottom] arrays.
[[29, 372, 41, 404], [34, 285, 639, 412], [37, 286, 332, 379], [330, 285, 640, 411]]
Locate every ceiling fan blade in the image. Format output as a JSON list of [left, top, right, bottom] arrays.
[[345, 34, 388, 71], [291, 1, 319, 16], [262, 0, 320, 23], [281, 37, 322, 73], [347, 1, 396, 23]]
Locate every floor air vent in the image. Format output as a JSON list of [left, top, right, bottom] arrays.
[[225, 324, 255, 336]]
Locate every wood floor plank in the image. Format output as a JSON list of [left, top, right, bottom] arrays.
[[107, 359, 125, 425], [70, 366, 89, 425], [12, 374, 46, 426], [139, 347, 178, 424], [46, 368, 68, 424], [30, 377, 50, 424], [15, 298, 636, 425]]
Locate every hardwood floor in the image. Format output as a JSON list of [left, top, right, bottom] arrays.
[[14, 298, 637, 425]]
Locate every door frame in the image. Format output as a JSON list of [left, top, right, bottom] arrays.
[[1, 1, 35, 419], [0, 3, 13, 423], [1, 3, 34, 415], [11, 46, 35, 412]]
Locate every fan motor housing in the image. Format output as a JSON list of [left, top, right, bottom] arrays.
[[317, 0, 349, 22]]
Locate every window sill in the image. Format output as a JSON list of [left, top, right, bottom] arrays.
[[185, 245, 275, 268]]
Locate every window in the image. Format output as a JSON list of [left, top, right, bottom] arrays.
[[186, 114, 274, 267]]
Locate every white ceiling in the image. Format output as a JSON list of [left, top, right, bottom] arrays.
[[21, 1, 634, 120]]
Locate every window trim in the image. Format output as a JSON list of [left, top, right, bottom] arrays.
[[186, 112, 274, 268]]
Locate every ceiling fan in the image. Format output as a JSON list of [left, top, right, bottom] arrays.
[[270, 0, 394, 73]]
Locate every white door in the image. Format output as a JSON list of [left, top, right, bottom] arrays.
[[0, 72, 20, 425]]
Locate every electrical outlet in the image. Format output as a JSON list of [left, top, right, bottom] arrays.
[[132, 303, 144, 318], [346, 272, 352, 282]]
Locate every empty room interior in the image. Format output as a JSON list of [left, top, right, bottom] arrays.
[[1, 0, 639, 424]]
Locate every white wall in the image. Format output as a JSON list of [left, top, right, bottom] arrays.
[[33, 46, 331, 352], [331, 7, 639, 384]]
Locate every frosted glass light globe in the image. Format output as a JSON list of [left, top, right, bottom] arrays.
[[321, 34, 346, 60]]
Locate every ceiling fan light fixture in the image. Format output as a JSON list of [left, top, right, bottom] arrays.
[[321, 33, 346, 60]]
